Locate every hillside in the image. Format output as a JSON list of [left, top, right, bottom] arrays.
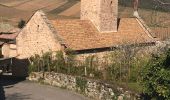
[[0, 4, 21, 17], [119, 0, 170, 12]]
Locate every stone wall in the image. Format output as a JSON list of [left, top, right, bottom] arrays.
[[76, 50, 114, 70], [29, 72, 140, 100], [75, 44, 157, 70], [2, 43, 17, 58], [1, 43, 9, 58], [16, 11, 62, 59], [81, 0, 118, 32]]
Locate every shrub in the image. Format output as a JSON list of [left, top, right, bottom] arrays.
[[140, 49, 170, 100], [106, 47, 139, 82], [29, 54, 41, 72], [18, 19, 26, 28], [65, 49, 76, 74], [76, 77, 87, 93], [53, 51, 66, 73]]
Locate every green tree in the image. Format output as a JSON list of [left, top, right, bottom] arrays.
[[140, 50, 170, 100], [18, 19, 26, 29]]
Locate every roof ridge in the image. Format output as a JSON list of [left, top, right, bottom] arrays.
[[36, 10, 66, 46], [136, 18, 156, 39]]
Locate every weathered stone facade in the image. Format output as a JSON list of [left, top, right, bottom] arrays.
[[81, 0, 118, 32], [29, 72, 140, 100], [2, 43, 17, 58], [75, 44, 157, 69], [16, 11, 62, 59]]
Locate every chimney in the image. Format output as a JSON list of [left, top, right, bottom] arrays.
[[81, 0, 118, 33]]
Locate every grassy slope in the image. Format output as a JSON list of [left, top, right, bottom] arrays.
[[49, 0, 79, 14], [0, 4, 22, 18], [119, 0, 170, 12]]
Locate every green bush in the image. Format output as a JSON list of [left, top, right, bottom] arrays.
[[29, 54, 41, 72], [53, 51, 66, 73], [140, 50, 170, 100], [18, 19, 26, 29], [106, 48, 139, 82], [84, 55, 103, 79], [76, 77, 87, 93], [28, 51, 102, 78], [28, 48, 152, 94]]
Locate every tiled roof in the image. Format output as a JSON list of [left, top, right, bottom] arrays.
[[51, 18, 155, 50], [0, 32, 19, 40]]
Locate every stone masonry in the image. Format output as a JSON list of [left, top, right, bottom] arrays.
[[16, 11, 63, 59], [81, 0, 118, 32], [2, 43, 17, 58], [29, 72, 140, 100]]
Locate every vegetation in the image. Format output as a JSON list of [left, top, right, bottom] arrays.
[[28, 47, 148, 91], [140, 49, 170, 100], [18, 19, 25, 29], [76, 77, 87, 93], [119, 0, 170, 12], [28, 47, 170, 99], [28, 50, 102, 79]]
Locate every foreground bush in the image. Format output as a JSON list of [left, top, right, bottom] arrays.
[[140, 50, 170, 100]]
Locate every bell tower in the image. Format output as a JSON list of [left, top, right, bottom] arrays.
[[81, 0, 118, 32]]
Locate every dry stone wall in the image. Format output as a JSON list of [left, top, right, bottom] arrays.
[[16, 11, 62, 59], [29, 72, 140, 100]]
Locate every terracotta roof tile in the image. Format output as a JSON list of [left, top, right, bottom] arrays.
[[0, 32, 19, 40], [51, 18, 155, 50]]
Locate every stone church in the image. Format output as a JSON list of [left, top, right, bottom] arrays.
[[3, 0, 155, 60]]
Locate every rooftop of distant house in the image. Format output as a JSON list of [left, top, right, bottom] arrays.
[[0, 23, 20, 40]]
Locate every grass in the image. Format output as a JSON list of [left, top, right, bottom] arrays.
[[119, 0, 170, 12], [114, 82, 143, 93], [127, 82, 143, 93]]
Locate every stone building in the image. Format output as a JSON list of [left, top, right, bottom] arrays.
[[15, 0, 155, 60], [1, 0, 156, 76], [81, 0, 118, 32], [0, 23, 19, 58]]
